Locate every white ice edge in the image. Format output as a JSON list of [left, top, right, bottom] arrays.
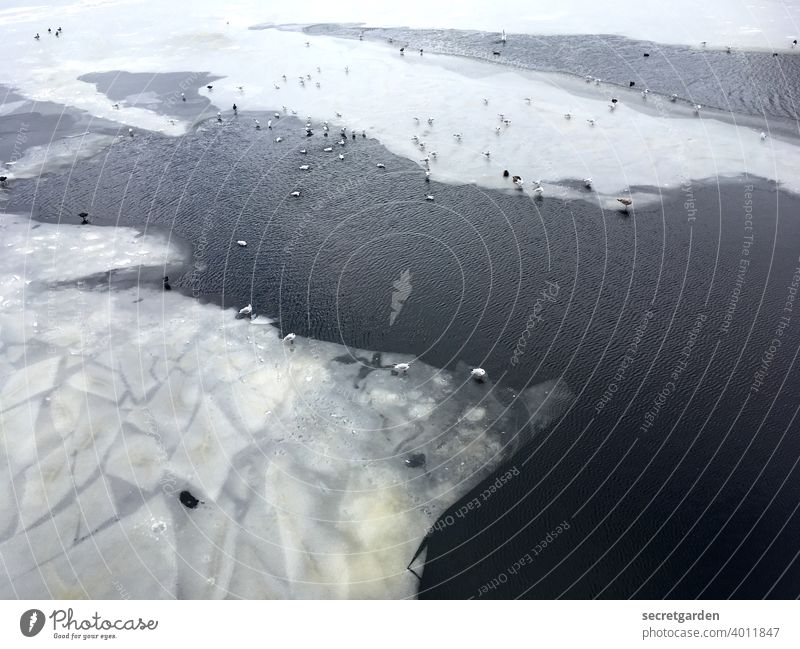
[[1, 0, 799, 50], [2, 16, 798, 202], [0, 214, 573, 598]]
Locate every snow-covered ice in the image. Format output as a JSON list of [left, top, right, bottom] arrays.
[[2, 2, 799, 201], [0, 214, 573, 598]]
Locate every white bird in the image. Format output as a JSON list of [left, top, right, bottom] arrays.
[[495, 127, 501, 134], [267, 119, 272, 128], [274, 84, 280, 89], [524, 97, 531, 104], [587, 118, 596, 126], [470, 368, 487, 382], [338, 154, 344, 160], [425, 170, 431, 181], [482, 151, 491, 158], [255, 120, 261, 129], [483, 98, 489, 105], [694, 104, 702, 114], [338, 139, 346, 145], [584, 178, 593, 188], [323, 146, 333, 152], [238, 304, 253, 317], [500, 29, 507, 43], [760, 131, 767, 141], [290, 191, 301, 197], [128, 128, 134, 136], [393, 362, 410, 374], [299, 164, 310, 170], [670, 94, 678, 102], [376, 163, 386, 168], [564, 113, 572, 120], [283, 333, 296, 343], [300, 149, 307, 154], [275, 137, 282, 143], [336, 111, 343, 117], [112, 103, 120, 109], [425, 194, 434, 201], [453, 133, 462, 140], [641, 89, 650, 98], [237, 85, 244, 91], [532, 186, 544, 198], [608, 103, 617, 111], [237, 240, 247, 247]]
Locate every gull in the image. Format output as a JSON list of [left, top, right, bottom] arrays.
[[283, 333, 296, 343], [482, 151, 491, 158], [274, 112, 280, 118], [238, 304, 253, 317], [617, 197, 632, 211], [564, 113, 572, 120], [483, 98, 489, 105], [78, 211, 89, 224], [255, 119, 261, 129], [524, 97, 532, 104], [498, 113, 505, 120], [393, 362, 410, 375], [275, 137, 282, 142], [641, 89, 650, 98], [290, 190, 301, 197], [217, 111, 222, 122], [425, 170, 431, 181], [608, 103, 617, 111], [282, 75, 287, 81], [513, 175, 524, 188], [501, 29, 507, 43], [532, 186, 544, 198], [316, 82, 320, 88], [453, 133, 462, 140], [181, 93, 185, 101], [583, 178, 592, 189], [376, 163, 386, 168], [324, 146, 333, 152], [338, 153, 344, 160], [594, 78, 601, 85], [495, 126, 501, 134], [470, 368, 487, 382], [300, 149, 307, 154], [587, 118, 596, 126], [760, 132, 767, 141], [112, 103, 119, 109], [274, 84, 280, 89], [237, 240, 247, 247], [670, 94, 678, 102], [427, 118, 434, 125], [299, 164, 310, 170], [338, 139, 346, 145], [425, 194, 434, 201], [693, 104, 702, 115], [430, 151, 438, 159], [128, 128, 134, 136], [34, 33, 40, 39], [267, 119, 272, 129], [237, 85, 244, 91], [336, 111, 343, 117]]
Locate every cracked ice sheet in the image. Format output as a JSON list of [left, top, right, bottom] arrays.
[[0, 213, 572, 598]]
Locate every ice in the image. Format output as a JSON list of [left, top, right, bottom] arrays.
[[2, 7, 799, 199], [0, 213, 572, 598]]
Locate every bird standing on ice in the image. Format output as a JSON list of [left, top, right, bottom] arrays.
[[393, 363, 410, 375], [237, 240, 247, 247], [470, 368, 487, 382], [238, 304, 253, 317], [283, 333, 296, 344], [290, 190, 301, 197]]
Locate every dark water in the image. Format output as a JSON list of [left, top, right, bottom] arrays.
[[6, 27, 800, 599]]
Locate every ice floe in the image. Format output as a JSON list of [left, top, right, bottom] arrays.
[[0, 214, 572, 598]]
